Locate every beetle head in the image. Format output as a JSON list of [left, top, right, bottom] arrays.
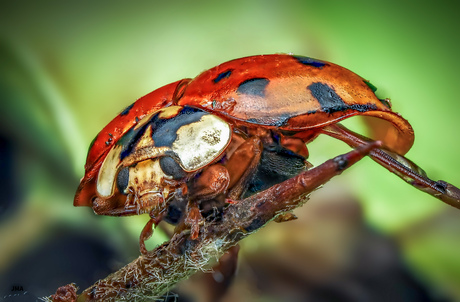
[[75, 106, 232, 216]]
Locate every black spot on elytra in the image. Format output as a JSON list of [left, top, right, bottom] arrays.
[[213, 69, 232, 83], [237, 78, 269, 97], [308, 82, 377, 114], [245, 113, 291, 127], [308, 82, 346, 111], [120, 102, 134, 116], [293, 55, 326, 68]]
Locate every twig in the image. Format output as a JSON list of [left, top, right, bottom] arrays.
[[46, 142, 380, 302]]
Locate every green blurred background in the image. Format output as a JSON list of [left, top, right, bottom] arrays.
[[0, 1, 459, 301]]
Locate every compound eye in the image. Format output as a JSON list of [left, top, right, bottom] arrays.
[[159, 156, 187, 180], [116, 166, 130, 194]]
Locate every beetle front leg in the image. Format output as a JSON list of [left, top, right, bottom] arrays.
[[225, 136, 262, 200], [179, 136, 263, 239], [181, 164, 231, 239], [185, 200, 202, 240], [322, 124, 460, 209], [189, 164, 231, 201], [139, 212, 166, 255]]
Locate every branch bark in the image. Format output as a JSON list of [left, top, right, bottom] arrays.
[[45, 142, 379, 302]]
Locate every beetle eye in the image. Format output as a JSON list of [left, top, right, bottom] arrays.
[[159, 156, 187, 180], [116, 166, 130, 194]]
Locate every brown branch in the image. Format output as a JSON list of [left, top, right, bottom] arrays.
[[45, 142, 380, 302]]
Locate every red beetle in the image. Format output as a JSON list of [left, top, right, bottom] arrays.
[[75, 54, 460, 253]]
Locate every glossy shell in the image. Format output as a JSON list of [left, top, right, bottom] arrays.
[[76, 54, 416, 210], [177, 54, 414, 155]]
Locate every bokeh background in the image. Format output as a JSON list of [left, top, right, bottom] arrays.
[[0, 1, 459, 301]]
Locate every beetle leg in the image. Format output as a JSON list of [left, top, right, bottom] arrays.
[[225, 136, 263, 200], [189, 164, 230, 201], [139, 211, 166, 255], [179, 164, 230, 240], [179, 136, 263, 239], [185, 200, 202, 240], [172, 199, 202, 240], [321, 124, 460, 209]]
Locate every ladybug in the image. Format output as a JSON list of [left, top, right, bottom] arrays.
[[75, 54, 460, 253]]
